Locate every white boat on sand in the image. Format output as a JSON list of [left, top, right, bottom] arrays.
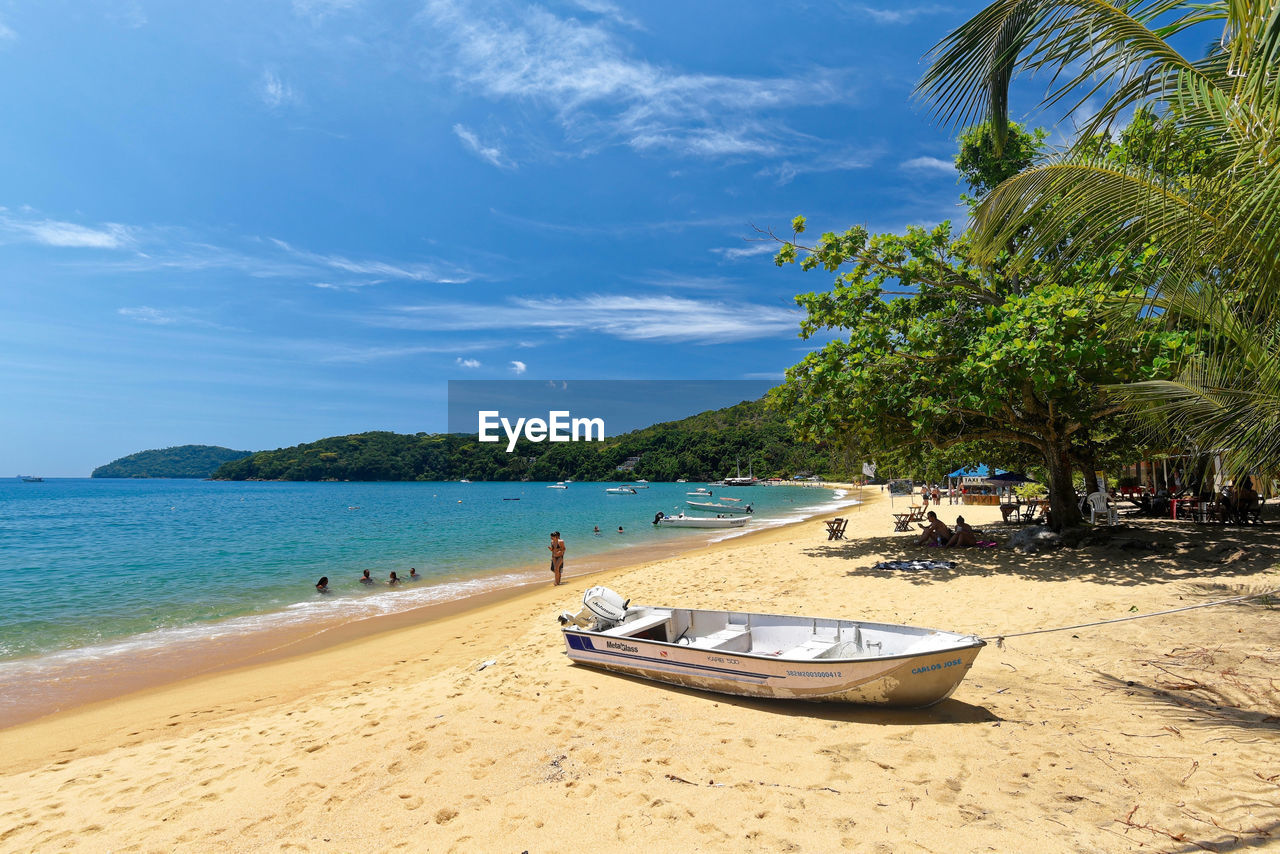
[[652, 512, 748, 529], [687, 500, 752, 515], [558, 587, 985, 707]]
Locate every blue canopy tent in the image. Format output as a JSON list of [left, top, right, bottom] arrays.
[[947, 465, 991, 480]]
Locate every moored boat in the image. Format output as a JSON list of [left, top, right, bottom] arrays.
[[19, 475, 44, 483], [547, 482, 568, 489], [558, 587, 985, 707], [687, 499, 752, 514], [652, 512, 748, 529], [605, 486, 637, 494]]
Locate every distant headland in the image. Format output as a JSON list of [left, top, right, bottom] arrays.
[[92, 445, 254, 479], [92, 399, 843, 483]]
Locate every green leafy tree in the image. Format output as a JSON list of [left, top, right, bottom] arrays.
[[917, 0, 1280, 480], [771, 125, 1191, 528]]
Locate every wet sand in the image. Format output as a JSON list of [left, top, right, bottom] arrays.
[[1, 494, 1277, 852]]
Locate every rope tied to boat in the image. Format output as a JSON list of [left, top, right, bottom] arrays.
[[984, 587, 1280, 648]]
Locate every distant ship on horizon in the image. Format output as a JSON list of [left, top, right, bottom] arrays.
[[19, 475, 44, 482]]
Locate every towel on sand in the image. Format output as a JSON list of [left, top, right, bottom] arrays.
[[873, 559, 957, 571]]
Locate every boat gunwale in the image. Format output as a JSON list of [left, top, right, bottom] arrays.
[[561, 605, 986, 667]]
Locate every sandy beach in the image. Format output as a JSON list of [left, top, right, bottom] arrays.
[[1, 493, 1277, 852]]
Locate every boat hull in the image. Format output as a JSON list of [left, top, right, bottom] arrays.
[[686, 500, 751, 514], [656, 514, 748, 528], [562, 622, 984, 708]]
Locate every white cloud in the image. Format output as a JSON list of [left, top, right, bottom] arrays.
[[567, 0, 645, 30], [0, 18, 16, 41], [421, 0, 853, 160], [0, 211, 133, 249], [260, 70, 297, 108], [369, 293, 803, 344], [900, 156, 956, 174], [510, 360, 527, 374], [116, 306, 231, 330], [854, 4, 951, 24], [757, 149, 876, 184], [270, 238, 475, 284], [711, 242, 776, 261], [456, 357, 482, 368], [292, 0, 362, 20], [118, 306, 176, 325], [452, 124, 515, 169]]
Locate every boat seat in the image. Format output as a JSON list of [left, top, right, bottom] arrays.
[[783, 638, 838, 660], [685, 625, 752, 652], [600, 611, 672, 639]]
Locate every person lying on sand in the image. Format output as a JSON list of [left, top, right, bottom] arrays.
[[915, 511, 952, 546], [946, 516, 977, 548]]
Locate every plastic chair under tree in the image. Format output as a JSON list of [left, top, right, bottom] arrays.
[[1087, 491, 1118, 525]]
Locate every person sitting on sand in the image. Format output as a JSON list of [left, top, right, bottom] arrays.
[[915, 511, 952, 546], [388, 571, 400, 585], [946, 516, 977, 548], [408, 568, 420, 581], [1237, 478, 1260, 521], [316, 576, 330, 593], [359, 569, 374, 585]]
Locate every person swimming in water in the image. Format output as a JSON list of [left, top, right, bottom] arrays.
[[360, 569, 374, 585], [316, 576, 330, 593], [388, 571, 400, 585], [408, 568, 420, 581]]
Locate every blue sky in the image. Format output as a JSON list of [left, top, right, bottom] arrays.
[[1, 0, 983, 476]]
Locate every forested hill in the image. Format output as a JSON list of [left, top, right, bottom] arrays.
[[211, 398, 835, 482], [93, 445, 253, 478]]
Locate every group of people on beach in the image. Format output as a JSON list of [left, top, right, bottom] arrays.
[[314, 567, 421, 593], [914, 511, 980, 548]]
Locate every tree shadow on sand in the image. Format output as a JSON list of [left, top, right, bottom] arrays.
[[809, 519, 1280, 587]]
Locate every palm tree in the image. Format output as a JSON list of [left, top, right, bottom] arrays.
[[916, 0, 1280, 479]]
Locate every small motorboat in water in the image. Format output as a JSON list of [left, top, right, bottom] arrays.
[[605, 487, 637, 494], [652, 512, 748, 528], [547, 482, 568, 489], [558, 587, 984, 707], [686, 500, 752, 515]]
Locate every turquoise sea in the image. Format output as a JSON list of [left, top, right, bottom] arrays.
[[0, 478, 846, 720]]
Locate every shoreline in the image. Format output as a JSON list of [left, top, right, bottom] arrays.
[[1, 492, 1277, 851], [0, 485, 866, 732]]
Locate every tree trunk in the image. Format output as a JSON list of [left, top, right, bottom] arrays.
[[1043, 441, 1081, 531]]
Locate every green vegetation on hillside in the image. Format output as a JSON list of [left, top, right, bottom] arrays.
[[211, 399, 838, 482], [93, 445, 253, 479]]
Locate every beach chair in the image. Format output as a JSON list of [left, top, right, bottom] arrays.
[[825, 518, 848, 540], [1086, 492, 1118, 525]]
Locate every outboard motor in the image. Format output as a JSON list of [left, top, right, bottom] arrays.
[[558, 585, 633, 631], [746, 504, 754, 514], [653, 511, 665, 525]]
